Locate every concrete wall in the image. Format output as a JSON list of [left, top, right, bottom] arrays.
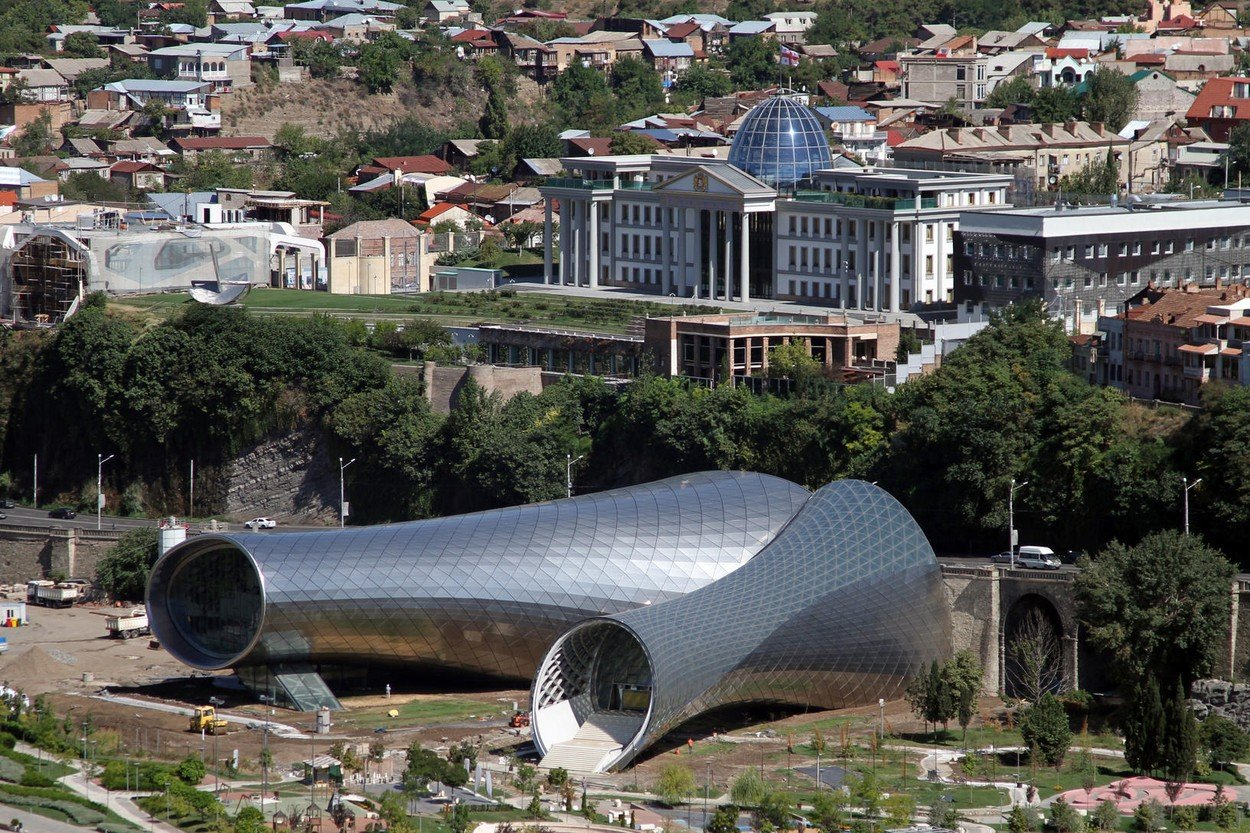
[[941, 566, 999, 693], [420, 362, 545, 414], [0, 527, 123, 586]]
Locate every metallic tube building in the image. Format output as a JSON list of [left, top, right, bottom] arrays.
[[146, 471, 812, 691], [531, 479, 951, 772]]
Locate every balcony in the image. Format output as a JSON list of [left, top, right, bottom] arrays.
[[793, 191, 938, 210], [1184, 364, 1212, 381], [544, 178, 616, 191]]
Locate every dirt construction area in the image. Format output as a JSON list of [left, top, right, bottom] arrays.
[[0, 604, 926, 789]]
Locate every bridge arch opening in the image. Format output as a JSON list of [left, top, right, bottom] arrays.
[[1003, 593, 1065, 701]]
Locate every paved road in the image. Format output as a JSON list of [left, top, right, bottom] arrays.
[[0, 505, 335, 535], [0, 506, 155, 532]]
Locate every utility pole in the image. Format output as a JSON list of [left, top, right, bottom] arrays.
[[339, 457, 356, 528], [97, 453, 114, 531], [566, 454, 584, 499], [1008, 478, 1027, 567], [189, 459, 194, 518], [1183, 476, 1202, 535], [32, 454, 37, 508]]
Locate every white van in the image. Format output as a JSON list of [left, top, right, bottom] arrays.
[[1015, 546, 1061, 570]]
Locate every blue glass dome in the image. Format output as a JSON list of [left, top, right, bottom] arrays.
[[728, 97, 833, 188]]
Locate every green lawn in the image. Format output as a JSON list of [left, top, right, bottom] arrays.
[[113, 287, 717, 334], [336, 696, 503, 730]]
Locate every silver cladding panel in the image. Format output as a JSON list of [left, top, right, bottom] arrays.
[[537, 479, 951, 769], [147, 471, 812, 677]]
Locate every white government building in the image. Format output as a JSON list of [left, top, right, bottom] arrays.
[[540, 96, 1014, 313]]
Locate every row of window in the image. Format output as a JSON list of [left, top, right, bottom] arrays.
[[1047, 235, 1250, 263], [965, 241, 1039, 260]]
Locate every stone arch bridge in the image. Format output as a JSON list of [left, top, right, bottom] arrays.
[[940, 564, 1250, 695]]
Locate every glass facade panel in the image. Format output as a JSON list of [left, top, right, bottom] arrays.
[[727, 97, 833, 188]]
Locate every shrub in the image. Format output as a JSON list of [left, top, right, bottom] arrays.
[[19, 771, 54, 788]]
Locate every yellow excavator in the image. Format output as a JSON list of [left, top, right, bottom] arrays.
[[188, 705, 229, 735]]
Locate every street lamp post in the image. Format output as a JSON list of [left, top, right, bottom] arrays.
[[566, 454, 584, 499], [1183, 476, 1203, 535], [878, 698, 885, 740], [1008, 478, 1028, 567], [339, 457, 356, 529], [97, 453, 114, 531]]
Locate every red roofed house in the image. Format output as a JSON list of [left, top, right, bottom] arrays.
[[357, 155, 452, 184], [1186, 76, 1250, 141], [873, 60, 900, 84], [416, 202, 477, 229], [564, 136, 613, 157], [450, 28, 499, 59], [171, 135, 273, 160], [111, 160, 166, 190], [1045, 47, 1090, 59]]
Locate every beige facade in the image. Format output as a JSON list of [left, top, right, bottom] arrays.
[[644, 311, 901, 383], [327, 218, 428, 294]]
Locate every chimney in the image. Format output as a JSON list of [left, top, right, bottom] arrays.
[[973, 127, 985, 140], [1042, 123, 1056, 137], [998, 124, 1012, 138], [946, 127, 961, 141], [1065, 117, 1078, 134], [1091, 121, 1104, 135]]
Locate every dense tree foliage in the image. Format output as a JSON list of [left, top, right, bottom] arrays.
[[94, 527, 159, 602], [1020, 693, 1072, 768], [2, 299, 1246, 572], [1075, 531, 1235, 689]]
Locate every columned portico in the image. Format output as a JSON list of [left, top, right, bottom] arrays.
[[543, 199, 553, 284]]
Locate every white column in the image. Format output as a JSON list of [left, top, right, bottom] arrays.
[[706, 209, 717, 301], [739, 211, 750, 303], [723, 214, 733, 302], [935, 220, 946, 304], [889, 220, 901, 312], [661, 205, 672, 295], [677, 207, 688, 296], [543, 199, 553, 284], [856, 219, 867, 309], [588, 201, 599, 289], [875, 220, 885, 311], [559, 201, 571, 284], [691, 208, 702, 298], [569, 201, 580, 286]]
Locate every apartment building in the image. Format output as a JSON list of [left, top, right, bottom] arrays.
[[893, 121, 1131, 190], [898, 53, 990, 108], [955, 200, 1250, 332], [774, 167, 1013, 309], [1095, 284, 1250, 404], [145, 43, 253, 92]]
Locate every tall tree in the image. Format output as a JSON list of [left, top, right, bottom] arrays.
[[1162, 678, 1198, 784], [1020, 693, 1072, 769], [1075, 530, 1235, 690], [1080, 67, 1139, 132]]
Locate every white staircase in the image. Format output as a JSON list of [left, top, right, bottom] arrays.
[[539, 713, 642, 774]]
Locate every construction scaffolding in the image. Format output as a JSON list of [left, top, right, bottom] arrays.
[[10, 233, 87, 325]]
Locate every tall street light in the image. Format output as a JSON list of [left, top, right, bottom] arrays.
[[566, 454, 584, 499], [339, 457, 356, 529], [1183, 475, 1202, 536], [1008, 478, 1027, 568], [97, 453, 114, 531]]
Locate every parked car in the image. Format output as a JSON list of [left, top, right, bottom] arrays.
[[48, 507, 76, 519], [0, 499, 14, 509], [244, 517, 277, 529], [990, 551, 1015, 564]]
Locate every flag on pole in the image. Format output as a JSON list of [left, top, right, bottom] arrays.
[[779, 45, 800, 67]]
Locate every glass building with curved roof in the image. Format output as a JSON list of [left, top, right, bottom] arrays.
[[727, 96, 833, 189]]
